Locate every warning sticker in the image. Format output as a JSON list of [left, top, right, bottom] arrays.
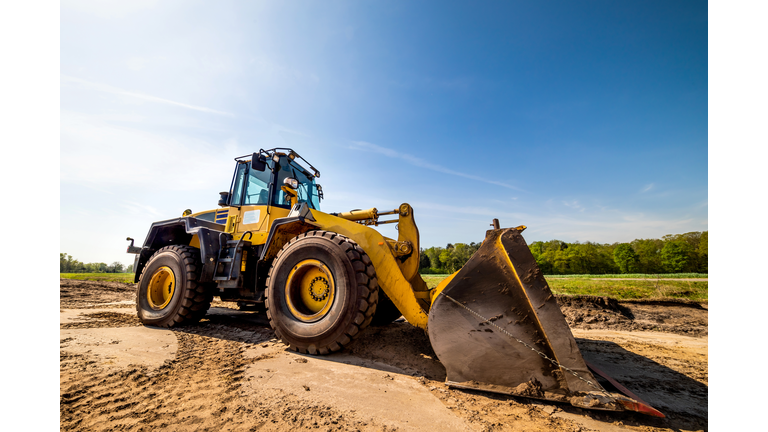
[[242, 210, 261, 225]]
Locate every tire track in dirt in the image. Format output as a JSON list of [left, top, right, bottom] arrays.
[[61, 328, 250, 431], [61, 311, 142, 329], [60, 321, 394, 431]]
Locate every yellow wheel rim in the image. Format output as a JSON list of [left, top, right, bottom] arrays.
[[147, 266, 175, 310], [285, 259, 335, 322]]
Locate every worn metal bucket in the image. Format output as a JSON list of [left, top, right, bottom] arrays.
[[427, 227, 664, 417]]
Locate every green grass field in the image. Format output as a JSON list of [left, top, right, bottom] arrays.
[[61, 272, 708, 302], [544, 273, 707, 279], [545, 278, 707, 301], [421, 274, 707, 302], [60, 273, 135, 283]]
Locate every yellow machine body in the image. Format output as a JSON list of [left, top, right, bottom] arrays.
[[190, 202, 431, 328]]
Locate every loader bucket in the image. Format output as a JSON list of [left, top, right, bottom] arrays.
[[427, 227, 664, 417]]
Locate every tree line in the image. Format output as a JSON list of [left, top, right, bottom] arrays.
[[61, 230, 707, 276], [419, 231, 707, 275], [60, 253, 133, 274]]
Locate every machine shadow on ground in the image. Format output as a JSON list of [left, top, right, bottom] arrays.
[[187, 307, 448, 381], [576, 338, 708, 432]]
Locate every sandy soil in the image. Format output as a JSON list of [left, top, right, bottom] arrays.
[[60, 279, 707, 431]]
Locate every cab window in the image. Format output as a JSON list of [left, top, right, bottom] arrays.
[[243, 163, 271, 205], [229, 162, 248, 206]]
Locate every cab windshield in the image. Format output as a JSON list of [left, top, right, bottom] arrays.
[[275, 157, 320, 210]]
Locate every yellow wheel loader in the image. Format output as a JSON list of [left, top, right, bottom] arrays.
[[126, 148, 663, 417]]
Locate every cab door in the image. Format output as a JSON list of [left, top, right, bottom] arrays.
[[228, 160, 290, 246]]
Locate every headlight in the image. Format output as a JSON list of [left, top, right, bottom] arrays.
[[283, 177, 299, 189]]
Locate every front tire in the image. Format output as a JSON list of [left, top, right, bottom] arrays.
[[136, 245, 212, 327], [265, 231, 379, 355]]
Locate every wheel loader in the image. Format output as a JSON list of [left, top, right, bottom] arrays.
[[127, 148, 664, 417]]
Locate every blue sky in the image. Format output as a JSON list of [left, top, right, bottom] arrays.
[[60, 0, 707, 267]]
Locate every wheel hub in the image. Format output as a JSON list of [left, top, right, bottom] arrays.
[[285, 259, 335, 322], [309, 276, 330, 302], [147, 266, 175, 310]]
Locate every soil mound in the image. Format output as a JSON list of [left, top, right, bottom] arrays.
[[60, 278, 136, 309], [557, 295, 707, 337]]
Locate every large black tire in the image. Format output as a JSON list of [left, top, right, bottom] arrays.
[[136, 245, 212, 328], [370, 289, 403, 326], [265, 231, 379, 355]]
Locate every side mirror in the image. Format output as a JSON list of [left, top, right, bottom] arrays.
[[218, 191, 230, 207], [251, 152, 267, 172]]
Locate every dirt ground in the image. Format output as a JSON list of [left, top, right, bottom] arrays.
[[60, 279, 707, 431]]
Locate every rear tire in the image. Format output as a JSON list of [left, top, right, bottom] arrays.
[[265, 231, 379, 354], [136, 245, 212, 327]]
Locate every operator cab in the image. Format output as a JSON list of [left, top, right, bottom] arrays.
[[222, 149, 323, 211]]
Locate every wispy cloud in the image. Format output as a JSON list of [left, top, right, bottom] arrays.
[[350, 141, 524, 191], [411, 201, 514, 218], [63, 0, 159, 18], [60, 110, 236, 190], [250, 57, 321, 85], [61, 75, 234, 116], [119, 201, 164, 217], [125, 56, 152, 71], [410, 196, 708, 246], [508, 200, 706, 242], [562, 200, 585, 212], [641, 183, 655, 193], [274, 124, 312, 138]]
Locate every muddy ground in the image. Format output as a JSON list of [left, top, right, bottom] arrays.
[[60, 279, 708, 431]]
